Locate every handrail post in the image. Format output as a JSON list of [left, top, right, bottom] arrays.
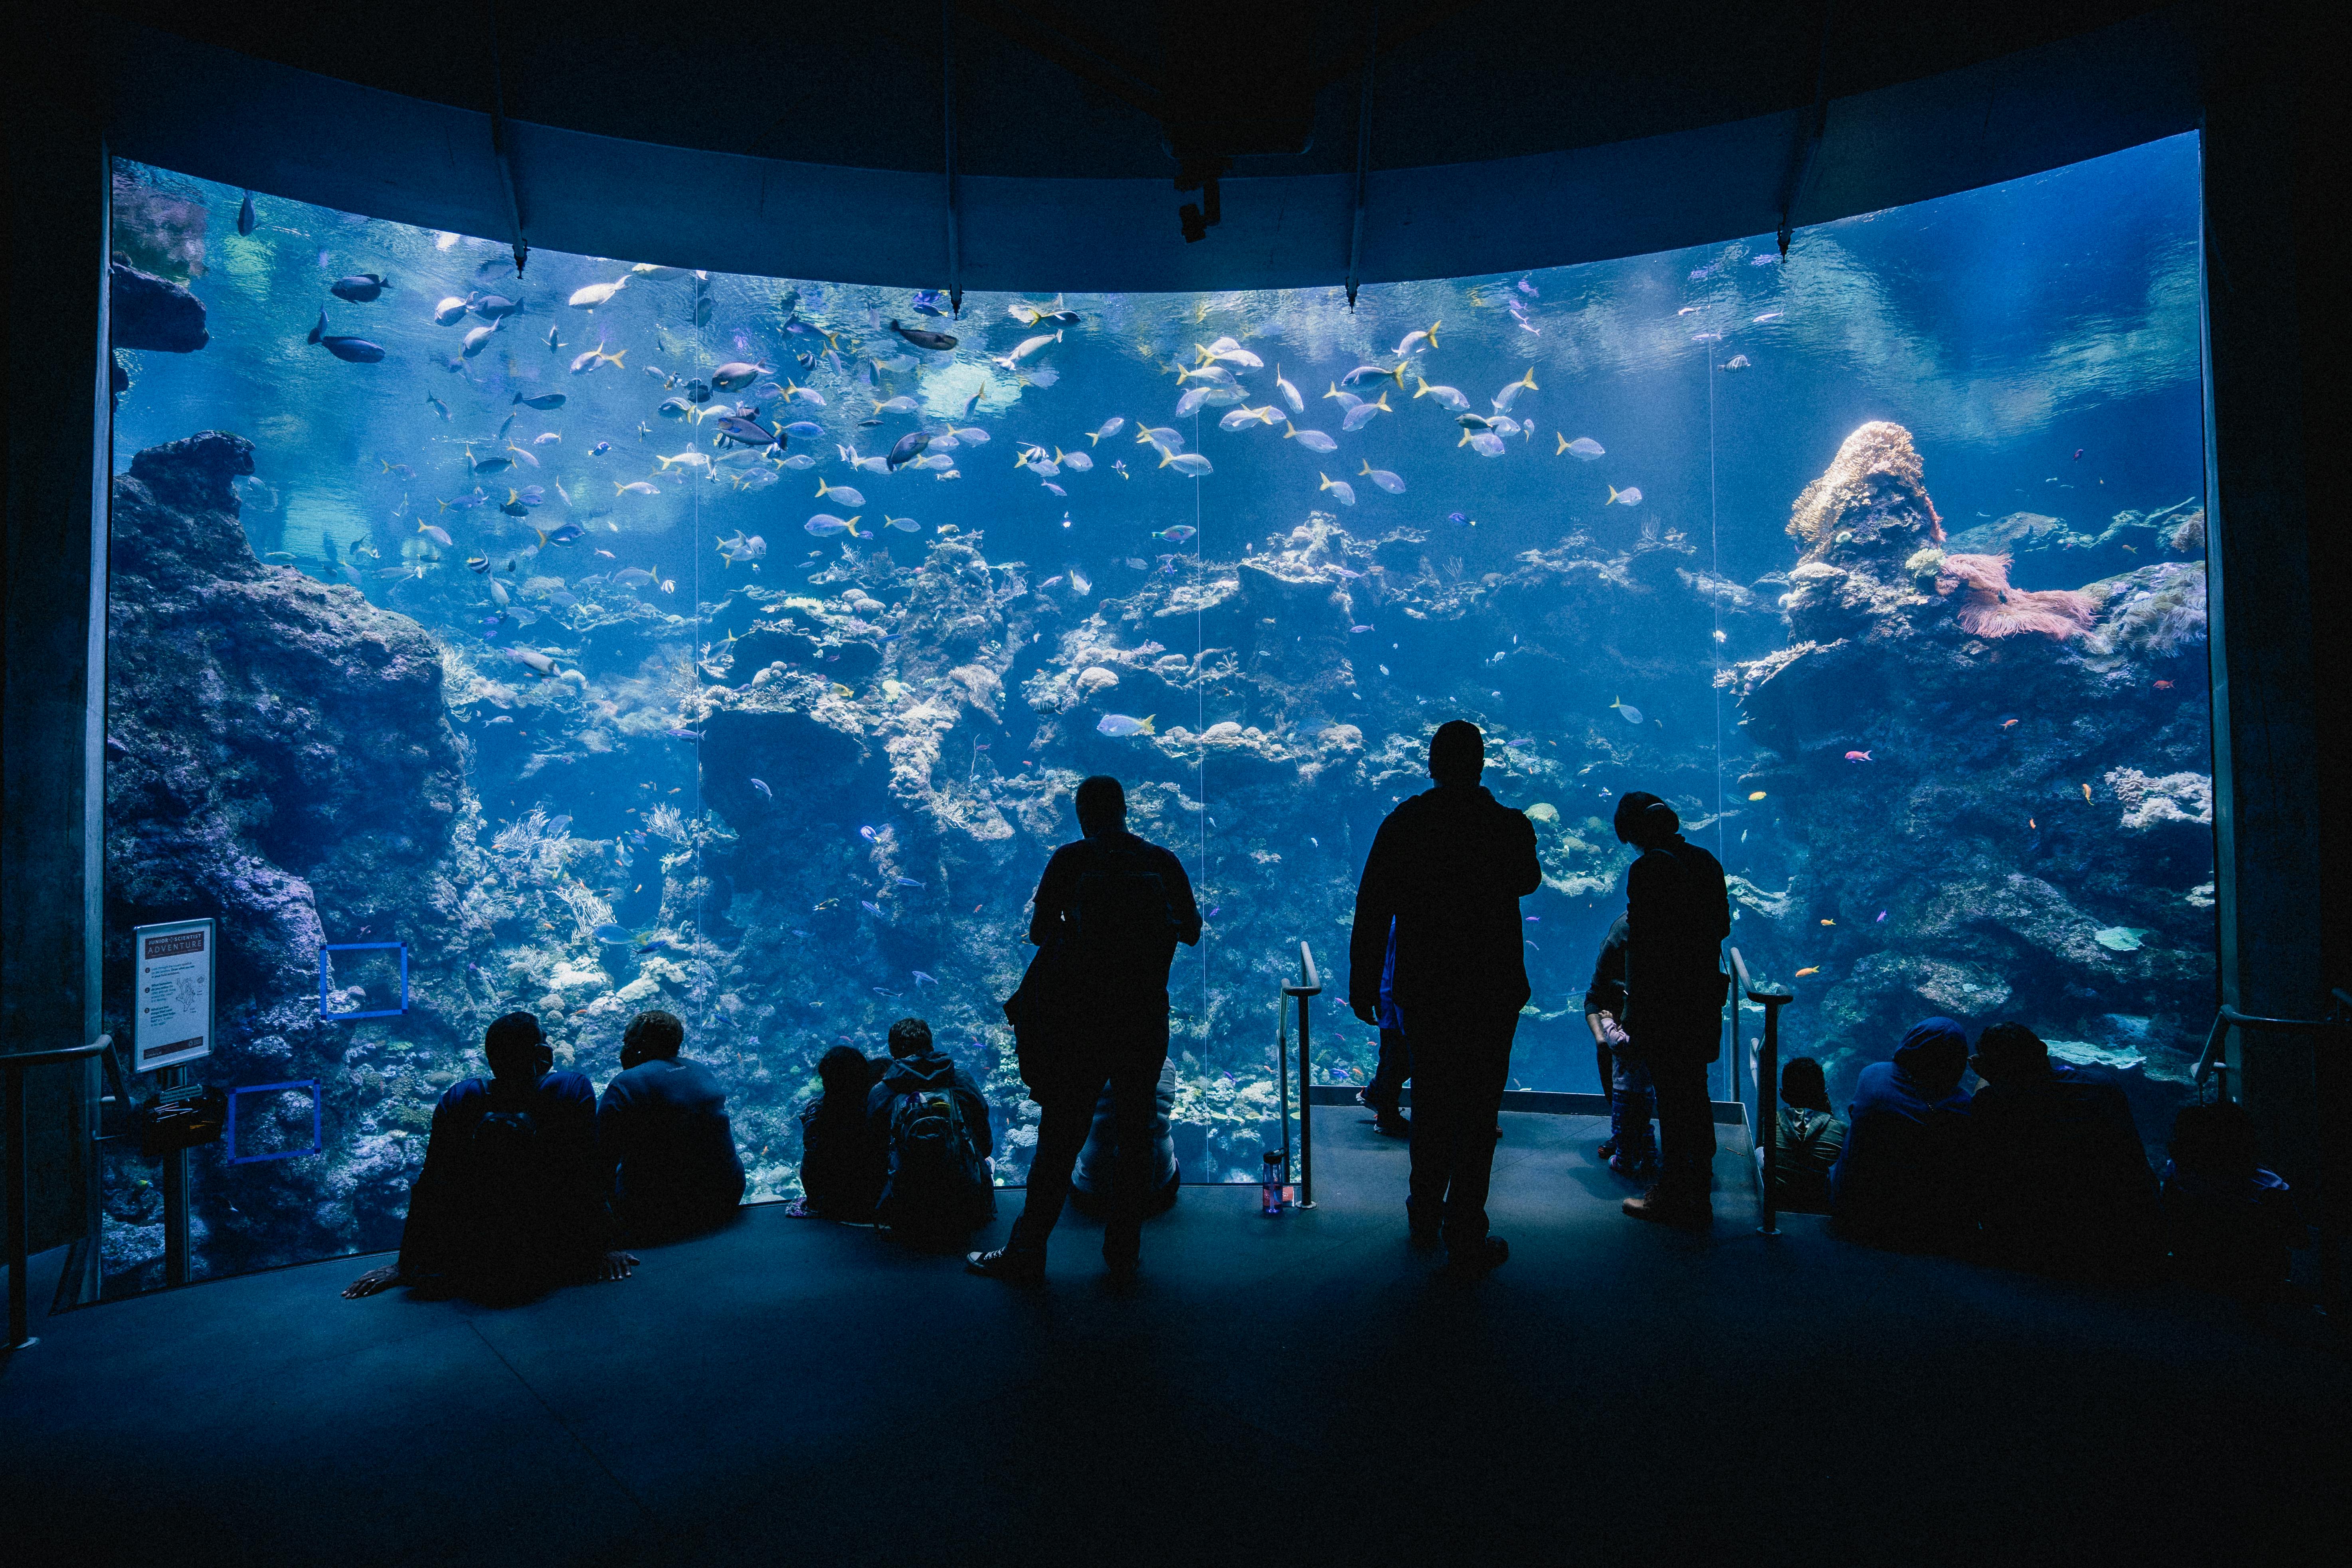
[[1283, 943, 1323, 1210], [6, 1058, 29, 1350], [1730, 950, 1790, 1238]]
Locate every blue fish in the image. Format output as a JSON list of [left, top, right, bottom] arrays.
[[860, 900, 888, 918], [667, 727, 702, 741], [895, 876, 923, 888], [750, 778, 773, 800], [593, 923, 631, 945], [912, 971, 938, 986]]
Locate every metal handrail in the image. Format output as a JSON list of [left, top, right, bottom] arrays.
[[1283, 943, 1322, 1209], [1728, 951, 1792, 1237], [6, 1038, 109, 1352], [2191, 1002, 2352, 1093]]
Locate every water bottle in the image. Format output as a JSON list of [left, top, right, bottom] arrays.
[[1260, 1151, 1286, 1216]]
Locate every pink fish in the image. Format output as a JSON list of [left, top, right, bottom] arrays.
[[1845, 750, 1872, 762]]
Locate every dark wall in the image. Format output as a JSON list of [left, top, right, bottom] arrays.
[[2, 12, 110, 1258]]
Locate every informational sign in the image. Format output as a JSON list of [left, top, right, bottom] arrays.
[[133, 918, 215, 1072]]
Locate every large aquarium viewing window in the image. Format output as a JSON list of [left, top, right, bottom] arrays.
[[97, 135, 2214, 1290]]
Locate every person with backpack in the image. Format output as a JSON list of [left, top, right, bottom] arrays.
[[1612, 792, 1731, 1231], [1771, 1056, 1847, 1214], [344, 1011, 633, 1301], [1349, 722, 1544, 1276], [867, 1017, 995, 1241], [971, 775, 1201, 1283]]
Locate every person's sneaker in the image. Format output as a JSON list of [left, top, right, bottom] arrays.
[[1607, 1153, 1658, 1182], [1373, 1113, 1411, 1138], [966, 1246, 1046, 1283], [1597, 1137, 1619, 1161], [1622, 1189, 1712, 1230], [1444, 1236, 1509, 1275]]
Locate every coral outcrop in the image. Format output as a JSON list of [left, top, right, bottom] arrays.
[[1727, 422, 2214, 1110]]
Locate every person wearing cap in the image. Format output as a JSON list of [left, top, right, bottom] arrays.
[[1348, 720, 1543, 1275], [345, 1011, 634, 1299], [1611, 792, 1731, 1231]]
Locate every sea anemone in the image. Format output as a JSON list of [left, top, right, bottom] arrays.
[[1934, 552, 2094, 640]]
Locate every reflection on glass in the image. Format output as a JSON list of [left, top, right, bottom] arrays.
[[99, 134, 2210, 1287]]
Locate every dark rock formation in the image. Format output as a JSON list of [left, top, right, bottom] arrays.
[[105, 432, 468, 1277], [110, 262, 209, 353], [1726, 423, 2212, 1111]]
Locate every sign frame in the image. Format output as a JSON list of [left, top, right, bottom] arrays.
[[132, 917, 216, 1073]]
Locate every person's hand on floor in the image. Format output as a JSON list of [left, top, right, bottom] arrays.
[[342, 1265, 404, 1299]]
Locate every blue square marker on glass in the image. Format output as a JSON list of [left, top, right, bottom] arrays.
[[318, 942, 409, 1020], [226, 1080, 324, 1165]]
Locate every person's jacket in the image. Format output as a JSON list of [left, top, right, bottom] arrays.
[[1584, 915, 1630, 1021], [597, 1057, 746, 1224], [1830, 1022, 1975, 1247], [798, 1093, 882, 1221], [398, 1070, 606, 1282], [1773, 1104, 1847, 1214], [1026, 830, 1203, 1012], [1350, 781, 1543, 1018], [1970, 1062, 2156, 1269], [865, 1051, 994, 1159], [1622, 833, 1729, 1043]]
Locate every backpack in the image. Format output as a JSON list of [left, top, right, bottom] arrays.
[[876, 1077, 994, 1234]]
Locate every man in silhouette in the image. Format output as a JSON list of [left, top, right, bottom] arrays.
[[1349, 721, 1543, 1274], [597, 1008, 746, 1243], [1612, 793, 1731, 1230], [970, 775, 1200, 1283], [345, 1011, 633, 1301]]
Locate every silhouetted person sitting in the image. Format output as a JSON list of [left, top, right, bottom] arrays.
[[1830, 1017, 1975, 1250], [869, 1016, 995, 1240], [1968, 1021, 2157, 1277], [345, 1011, 632, 1301], [597, 1009, 747, 1244], [1072, 1058, 1182, 1218], [973, 775, 1201, 1283], [1585, 914, 1655, 1179], [793, 1045, 886, 1221], [1349, 721, 1542, 1275], [2161, 1099, 2301, 1300], [1612, 793, 1731, 1230], [1772, 1056, 1846, 1214]]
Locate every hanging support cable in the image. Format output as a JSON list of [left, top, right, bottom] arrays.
[[943, 0, 964, 318], [1344, 6, 1380, 310], [487, 2, 529, 275], [1776, 0, 1834, 258]]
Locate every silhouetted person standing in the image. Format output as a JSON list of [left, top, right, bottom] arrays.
[[1612, 793, 1730, 1230], [971, 775, 1200, 1283], [1350, 722, 1543, 1274]]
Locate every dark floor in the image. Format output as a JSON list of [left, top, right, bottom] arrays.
[[4, 1107, 2345, 1568]]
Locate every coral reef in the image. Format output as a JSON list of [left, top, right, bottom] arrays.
[[1727, 423, 2214, 1116]]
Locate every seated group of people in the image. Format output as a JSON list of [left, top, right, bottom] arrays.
[[348, 1007, 1182, 1301], [346, 1008, 746, 1299], [797, 1018, 1181, 1231], [1759, 1016, 2300, 1295]]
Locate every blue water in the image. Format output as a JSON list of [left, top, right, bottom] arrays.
[[101, 134, 2210, 1282]]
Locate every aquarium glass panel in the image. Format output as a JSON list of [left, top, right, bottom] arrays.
[[99, 134, 2208, 1288]]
